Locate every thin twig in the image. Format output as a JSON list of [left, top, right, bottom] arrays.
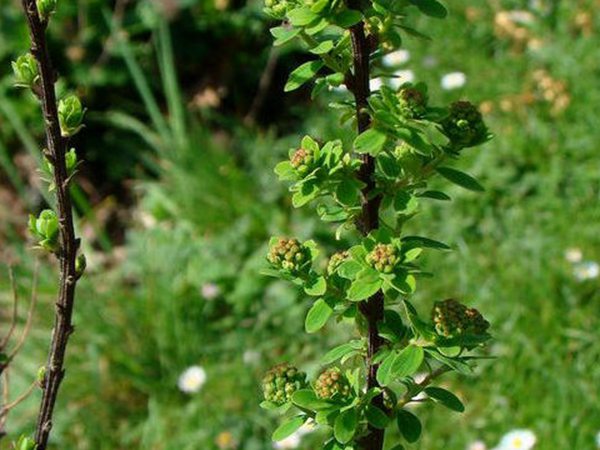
[[0, 380, 37, 413], [0, 268, 19, 350], [8, 261, 39, 362], [397, 366, 450, 408], [18, 2, 82, 449]]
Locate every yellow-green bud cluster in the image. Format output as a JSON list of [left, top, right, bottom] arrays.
[[267, 238, 311, 274], [28, 209, 59, 253], [262, 363, 307, 406], [264, 0, 293, 18], [397, 86, 427, 119], [314, 368, 351, 401], [58, 95, 85, 137], [366, 243, 400, 274], [290, 148, 315, 176], [432, 299, 490, 338], [12, 54, 38, 89], [327, 250, 349, 275], [37, 0, 57, 20], [442, 101, 487, 148]]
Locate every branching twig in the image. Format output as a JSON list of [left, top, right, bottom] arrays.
[[397, 366, 450, 408], [0, 269, 20, 351], [19, 2, 82, 449]]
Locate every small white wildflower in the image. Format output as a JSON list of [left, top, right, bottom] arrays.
[[383, 49, 411, 66], [202, 282, 220, 300], [242, 350, 261, 365], [441, 72, 467, 90], [390, 69, 415, 89], [177, 366, 207, 394], [498, 429, 537, 450], [467, 440, 487, 450], [273, 432, 301, 449], [564, 248, 583, 263], [573, 261, 600, 281], [370, 77, 383, 92]]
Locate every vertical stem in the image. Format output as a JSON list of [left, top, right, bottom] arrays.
[[19, 2, 80, 449], [348, 20, 385, 450]]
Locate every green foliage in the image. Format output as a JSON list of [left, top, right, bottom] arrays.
[[11, 53, 38, 89], [28, 209, 59, 253], [57, 94, 85, 137]]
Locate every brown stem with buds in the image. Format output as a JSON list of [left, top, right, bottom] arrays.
[[347, 17, 385, 450], [18, 2, 81, 449]]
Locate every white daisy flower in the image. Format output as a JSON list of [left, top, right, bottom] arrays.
[[498, 429, 537, 450], [177, 366, 207, 394], [389, 70, 415, 89], [467, 440, 487, 450], [441, 72, 467, 90], [564, 248, 583, 263], [202, 282, 220, 300], [383, 49, 411, 66], [243, 350, 261, 365], [573, 261, 600, 281]]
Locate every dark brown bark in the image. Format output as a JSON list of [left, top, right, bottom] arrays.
[[18, 2, 80, 449], [348, 20, 386, 450]]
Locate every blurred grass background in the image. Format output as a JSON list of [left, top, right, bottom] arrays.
[[0, 0, 599, 449]]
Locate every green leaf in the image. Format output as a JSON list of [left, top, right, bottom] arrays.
[[333, 9, 363, 27], [310, 40, 335, 55], [347, 274, 382, 301], [392, 345, 424, 378], [409, 0, 448, 18], [305, 298, 333, 333], [292, 389, 331, 410], [285, 60, 325, 92], [424, 387, 465, 412], [336, 179, 360, 206], [402, 235, 450, 250], [272, 416, 306, 441], [354, 128, 387, 155], [436, 167, 484, 192], [365, 405, 390, 429], [376, 350, 398, 386], [417, 190, 451, 201], [334, 408, 358, 444], [322, 343, 358, 364], [337, 260, 363, 279], [271, 26, 301, 46], [274, 161, 295, 180], [304, 276, 327, 296], [287, 7, 319, 26], [396, 409, 422, 443]]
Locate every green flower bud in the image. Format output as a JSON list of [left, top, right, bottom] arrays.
[[327, 251, 349, 275], [37, 0, 57, 20], [75, 253, 87, 279], [28, 209, 59, 253], [441, 101, 488, 149], [314, 367, 351, 401], [11, 53, 39, 89], [14, 435, 36, 450], [290, 148, 315, 176], [264, 0, 291, 19], [397, 85, 428, 119], [366, 243, 400, 274], [37, 365, 47, 385], [58, 95, 86, 137], [262, 363, 307, 406], [267, 238, 311, 275], [432, 299, 490, 338]]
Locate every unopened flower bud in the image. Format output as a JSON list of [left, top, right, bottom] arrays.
[[327, 251, 349, 275], [432, 299, 490, 338], [397, 85, 427, 119], [28, 209, 59, 253], [58, 95, 86, 137], [37, 0, 57, 20], [75, 254, 87, 279], [262, 363, 307, 406], [441, 101, 487, 149], [314, 367, 351, 401], [290, 148, 315, 176], [12, 54, 39, 89], [366, 243, 400, 274], [267, 238, 311, 275]]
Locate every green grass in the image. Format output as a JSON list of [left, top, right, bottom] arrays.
[[2, 1, 600, 449]]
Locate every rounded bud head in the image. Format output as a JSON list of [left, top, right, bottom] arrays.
[[366, 243, 400, 274], [58, 95, 86, 137], [327, 251, 349, 275], [37, 0, 57, 20], [315, 368, 351, 401], [442, 101, 488, 149], [11, 54, 38, 88], [290, 148, 315, 176], [262, 363, 307, 405], [267, 238, 310, 275], [397, 85, 428, 119], [432, 298, 489, 338]]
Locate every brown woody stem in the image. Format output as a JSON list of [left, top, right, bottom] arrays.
[[348, 18, 385, 450], [19, 2, 81, 449]]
